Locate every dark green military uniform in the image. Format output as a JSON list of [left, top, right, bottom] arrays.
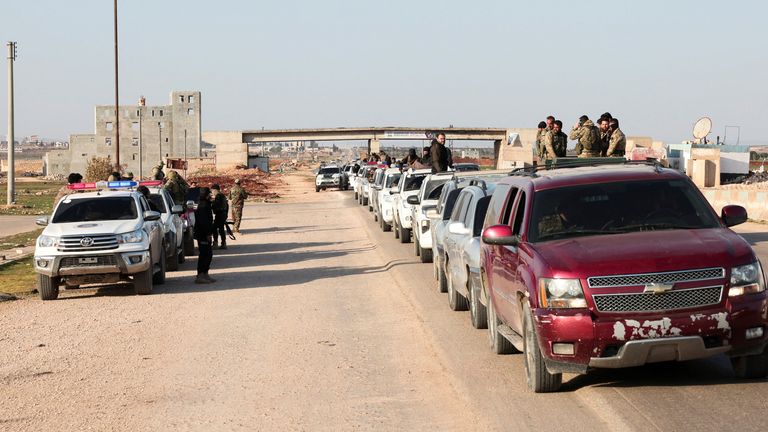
[[228, 182, 248, 232], [607, 127, 626, 157]]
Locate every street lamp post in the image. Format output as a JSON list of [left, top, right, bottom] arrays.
[[113, 0, 120, 169], [6, 41, 17, 205], [158, 121, 162, 169]]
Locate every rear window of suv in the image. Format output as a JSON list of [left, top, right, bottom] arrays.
[[53, 197, 139, 223], [403, 175, 426, 191], [529, 179, 720, 242]]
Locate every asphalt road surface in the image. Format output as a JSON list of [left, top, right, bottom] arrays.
[[1, 177, 767, 431]]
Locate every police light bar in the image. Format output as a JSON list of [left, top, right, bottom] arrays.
[[139, 180, 164, 187], [67, 181, 138, 190]]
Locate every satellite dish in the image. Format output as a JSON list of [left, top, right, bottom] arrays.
[[693, 117, 712, 140]]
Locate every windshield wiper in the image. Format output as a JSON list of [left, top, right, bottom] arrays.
[[537, 229, 617, 241]]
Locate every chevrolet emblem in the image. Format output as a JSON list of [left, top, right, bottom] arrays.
[[644, 283, 674, 294]]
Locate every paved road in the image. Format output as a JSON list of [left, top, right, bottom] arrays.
[[0, 215, 39, 238], [1, 181, 767, 431]]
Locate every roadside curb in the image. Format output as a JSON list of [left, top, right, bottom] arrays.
[[0, 248, 34, 268]]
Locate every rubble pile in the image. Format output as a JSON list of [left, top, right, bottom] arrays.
[[189, 167, 283, 201], [721, 171, 768, 189]]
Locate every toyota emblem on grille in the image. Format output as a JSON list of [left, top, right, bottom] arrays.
[[80, 237, 94, 247], [643, 283, 674, 294]]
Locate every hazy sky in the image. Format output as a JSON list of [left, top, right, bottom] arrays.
[[1, 0, 766, 145]]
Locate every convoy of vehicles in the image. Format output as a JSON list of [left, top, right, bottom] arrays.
[[353, 159, 768, 392]]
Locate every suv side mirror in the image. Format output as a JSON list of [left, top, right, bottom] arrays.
[[722, 205, 747, 227], [185, 200, 196, 208], [482, 224, 519, 246], [144, 210, 162, 221], [448, 221, 471, 235], [36, 216, 49, 226], [171, 204, 184, 215], [425, 209, 440, 219], [407, 195, 420, 205]]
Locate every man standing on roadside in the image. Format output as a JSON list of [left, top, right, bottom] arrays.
[[229, 179, 248, 234], [211, 184, 229, 250], [430, 132, 452, 173], [607, 118, 627, 157], [194, 187, 215, 284]]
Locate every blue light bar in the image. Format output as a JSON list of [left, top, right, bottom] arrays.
[[107, 181, 138, 189]]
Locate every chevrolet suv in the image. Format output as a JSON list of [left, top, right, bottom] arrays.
[[480, 160, 768, 392], [34, 182, 165, 300]]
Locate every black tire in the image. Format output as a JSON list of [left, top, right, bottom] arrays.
[[183, 231, 196, 257], [315, 186, 320, 192], [354, 191, 358, 200], [731, 347, 768, 379], [153, 250, 166, 285], [363, 197, 368, 206], [399, 225, 411, 243], [447, 268, 469, 311], [394, 219, 400, 239], [437, 260, 448, 293], [134, 267, 153, 295], [414, 237, 421, 256], [38, 274, 60, 301], [420, 247, 433, 263], [487, 297, 517, 354], [167, 241, 179, 271], [523, 303, 562, 392], [178, 244, 186, 264], [382, 219, 391, 232], [469, 274, 488, 329]]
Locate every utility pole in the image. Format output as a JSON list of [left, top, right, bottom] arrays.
[[138, 108, 142, 179], [113, 0, 120, 168], [158, 122, 162, 167], [7, 42, 17, 206], [183, 129, 187, 177]]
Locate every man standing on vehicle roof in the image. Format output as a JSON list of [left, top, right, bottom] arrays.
[[536, 121, 547, 160], [542, 120, 569, 160], [607, 118, 626, 157], [430, 132, 452, 173], [597, 117, 612, 157], [570, 115, 601, 157], [194, 187, 215, 284], [229, 179, 248, 234]]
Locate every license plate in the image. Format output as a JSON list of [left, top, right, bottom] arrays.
[[78, 257, 98, 264]]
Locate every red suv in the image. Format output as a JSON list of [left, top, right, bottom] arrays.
[[479, 161, 767, 392]]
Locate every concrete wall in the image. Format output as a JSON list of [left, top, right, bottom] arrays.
[[203, 131, 247, 170], [1, 159, 43, 174], [496, 128, 536, 169], [46, 91, 201, 179], [701, 188, 768, 222]]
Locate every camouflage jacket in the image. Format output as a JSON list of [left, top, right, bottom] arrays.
[[569, 120, 600, 156], [229, 185, 248, 206], [607, 127, 627, 156], [164, 178, 188, 205]]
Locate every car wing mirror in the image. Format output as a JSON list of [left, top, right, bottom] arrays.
[[722, 205, 747, 227], [425, 209, 440, 219], [482, 224, 519, 246], [171, 204, 184, 215], [407, 195, 420, 205], [35, 216, 49, 226], [143, 210, 162, 222]]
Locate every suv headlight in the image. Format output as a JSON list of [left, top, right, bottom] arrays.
[[729, 262, 765, 297], [118, 229, 145, 244], [539, 278, 587, 308], [37, 235, 59, 248]]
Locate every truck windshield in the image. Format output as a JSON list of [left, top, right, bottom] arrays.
[[53, 197, 139, 223], [529, 179, 720, 242], [319, 168, 340, 175]]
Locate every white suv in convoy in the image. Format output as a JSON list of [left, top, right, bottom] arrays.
[[409, 172, 454, 262], [375, 168, 402, 232], [315, 166, 344, 192], [145, 184, 186, 271], [34, 181, 165, 300], [392, 168, 431, 243]]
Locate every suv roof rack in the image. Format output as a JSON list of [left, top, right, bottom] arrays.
[[508, 157, 664, 177]]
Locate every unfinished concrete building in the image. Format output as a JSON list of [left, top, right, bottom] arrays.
[[44, 91, 202, 178]]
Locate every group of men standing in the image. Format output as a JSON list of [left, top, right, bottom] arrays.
[[537, 113, 626, 160], [371, 132, 453, 174]]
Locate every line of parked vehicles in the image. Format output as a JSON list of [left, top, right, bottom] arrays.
[[346, 158, 768, 392]]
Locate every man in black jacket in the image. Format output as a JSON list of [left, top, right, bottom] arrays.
[[429, 132, 452, 173], [194, 187, 215, 284], [211, 184, 229, 250]]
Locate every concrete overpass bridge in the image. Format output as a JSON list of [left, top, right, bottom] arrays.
[[203, 127, 537, 169]]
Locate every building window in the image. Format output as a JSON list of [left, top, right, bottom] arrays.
[[132, 154, 137, 161], [189, 95, 195, 103], [136, 109, 140, 116], [179, 95, 185, 103], [158, 122, 164, 129], [81, 153, 87, 157], [188, 108, 194, 115], [105, 138, 112, 146], [165, 138, 169, 143], [132, 122, 139, 131], [106, 122, 113, 131], [151, 110, 155, 116], [131, 137, 139, 146], [159, 110, 164, 117]]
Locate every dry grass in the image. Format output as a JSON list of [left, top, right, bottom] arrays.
[[0, 256, 37, 294]]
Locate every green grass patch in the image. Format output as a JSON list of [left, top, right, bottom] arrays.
[[0, 228, 43, 249], [0, 182, 64, 216], [0, 256, 37, 294]]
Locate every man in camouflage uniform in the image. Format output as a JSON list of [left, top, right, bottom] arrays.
[[597, 117, 612, 156], [541, 120, 569, 160], [164, 170, 189, 205], [151, 162, 166, 181], [606, 118, 627, 157], [229, 178, 248, 234], [535, 121, 547, 160], [570, 115, 601, 157]]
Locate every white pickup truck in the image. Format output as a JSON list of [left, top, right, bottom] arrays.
[[33, 181, 165, 300]]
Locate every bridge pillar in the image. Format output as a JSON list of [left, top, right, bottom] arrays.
[[368, 138, 381, 156]]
